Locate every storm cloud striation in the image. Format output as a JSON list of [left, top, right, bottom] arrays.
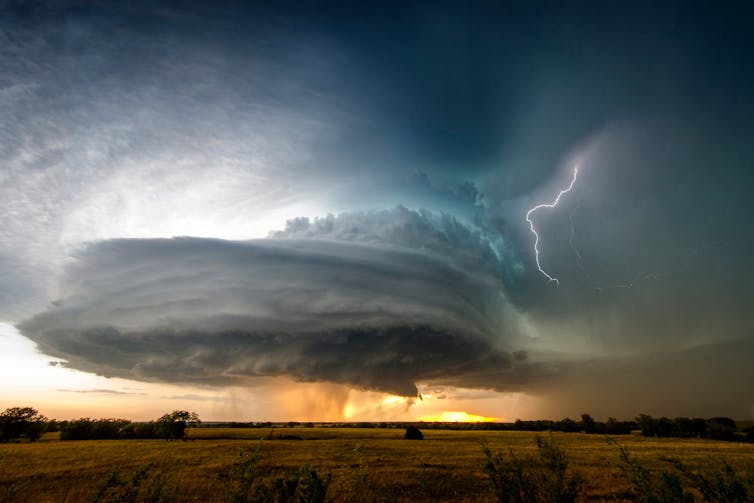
[[20, 211, 533, 396]]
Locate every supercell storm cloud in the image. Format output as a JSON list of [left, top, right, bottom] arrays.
[[2, 1, 754, 418], [19, 210, 533, 397]]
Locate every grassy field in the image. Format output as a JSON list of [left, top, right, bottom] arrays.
[[1, 427, 753, 502]]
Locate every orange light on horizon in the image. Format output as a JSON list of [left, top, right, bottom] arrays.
[[418, 411, 497, 422]]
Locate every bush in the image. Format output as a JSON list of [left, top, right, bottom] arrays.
[[91, 463, 177, 503], [614, 441, 691, 502], [272, 464, 330, 503], [668, 458, 751, 502], [404, 426, 423, 440], [483, 435, 581, 503], [613, 440, 753, 502], [219, 442, 330, 503], [220, 443, 265, 503]]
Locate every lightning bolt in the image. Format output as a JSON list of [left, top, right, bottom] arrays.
[[526, 166, 579, 285]]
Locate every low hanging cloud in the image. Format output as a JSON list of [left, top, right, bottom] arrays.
[[19, 211, 537, 396]]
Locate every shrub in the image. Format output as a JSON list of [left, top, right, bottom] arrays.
[[219, 443, 265, 503], [404, 426, 423, 440], [272, 464, 330, 503], [614, 441, 691, 502], [219, 442, 330, 503], [668, 458, 751, 502], [91, 463, 177, 503], [613, 440, 753, 502], [483, 435, 581, 503]]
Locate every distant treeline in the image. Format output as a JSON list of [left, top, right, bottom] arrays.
[[55, 410, 200, 441], [56, 418, 165, 440], [634, 414, 753, 442], [197, 415, 754, 442], [507, 414, 753, 442], [3, 406, 753, 443], [0, 407, 200, 442]]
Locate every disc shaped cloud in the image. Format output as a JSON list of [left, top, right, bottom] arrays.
[[20, 227, 529, 396]]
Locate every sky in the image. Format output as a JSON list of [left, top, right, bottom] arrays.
[[1, 0, 753, 422]]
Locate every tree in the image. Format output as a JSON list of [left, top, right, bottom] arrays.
[[558, 417, 579, 432], [581, 414, 595, 434], [0, 406, 48, 442], [691, 418, 707, 438], [636, 414, 656, 437], [673, 417, 695, 438], [155, 410, 200, 440], [707, 417, 736, 441], [605, 417, 630, 435], [655, 417, 674, 437]]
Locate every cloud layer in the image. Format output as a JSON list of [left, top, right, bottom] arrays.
[[20, 215, 533, 396]]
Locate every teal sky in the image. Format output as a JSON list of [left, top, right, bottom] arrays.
[[1, 1, 752, 420]]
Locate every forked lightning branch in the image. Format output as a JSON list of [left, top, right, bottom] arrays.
[[526, 166, 580, 285]]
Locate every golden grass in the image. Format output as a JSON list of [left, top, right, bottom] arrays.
[[0, 428, 752, 502]]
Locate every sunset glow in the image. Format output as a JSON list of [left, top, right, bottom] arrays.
[[419, 411, 498, 423]]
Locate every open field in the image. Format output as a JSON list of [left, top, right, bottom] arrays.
[[1, 428, 753, 502]]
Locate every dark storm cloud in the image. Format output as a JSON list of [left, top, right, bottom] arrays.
[[19, 213, 536, 396], [3, 0, 754, 417]]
